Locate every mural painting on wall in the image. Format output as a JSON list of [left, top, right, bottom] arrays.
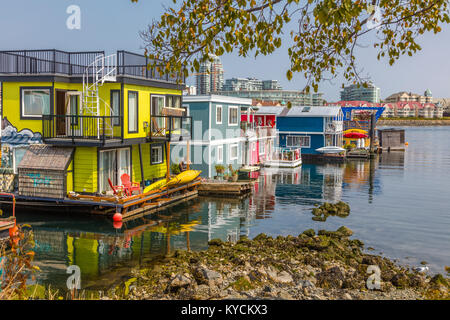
[[1, 118, 43, 146]]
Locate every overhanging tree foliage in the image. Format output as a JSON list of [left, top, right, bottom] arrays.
[[134, 0, 449, 92]]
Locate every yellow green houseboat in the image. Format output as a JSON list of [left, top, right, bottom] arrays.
[[0, 50, 192, 212]]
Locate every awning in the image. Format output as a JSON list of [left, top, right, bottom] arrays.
[[17, 145, 74, 171]]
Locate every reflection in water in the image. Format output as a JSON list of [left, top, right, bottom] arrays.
[[16, 128, 450, 287]]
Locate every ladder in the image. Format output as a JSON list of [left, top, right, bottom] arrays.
[[82, 54, 117, 139]]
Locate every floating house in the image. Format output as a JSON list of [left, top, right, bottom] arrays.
[[240, 106, 279, 167], [276, 106, 344, 157], [0, 49, 191, 205], [172, 95, 251, 178]]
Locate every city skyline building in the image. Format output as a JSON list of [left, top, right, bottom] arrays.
[[340, 83, 380, 103], [196, 55, 225, 95]]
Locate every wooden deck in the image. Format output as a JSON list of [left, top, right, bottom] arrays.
[[198, 180, 253, 197], [0, 179, 202, 221]]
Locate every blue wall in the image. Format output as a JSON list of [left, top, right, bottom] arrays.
[[277, 117, 324, 133]]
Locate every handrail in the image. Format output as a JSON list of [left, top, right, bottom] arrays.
[[0, 193, 15, 220]]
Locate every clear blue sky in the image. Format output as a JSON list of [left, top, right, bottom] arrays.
[[1, 0, 449, 101]]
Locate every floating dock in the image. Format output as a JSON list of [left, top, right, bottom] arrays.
[[0, 179, 201, 221], [198, 180, 253, 197]]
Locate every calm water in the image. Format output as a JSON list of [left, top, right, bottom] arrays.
[[9, 126, 450, 290]]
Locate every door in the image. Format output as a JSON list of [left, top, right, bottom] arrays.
[[56, 91, 66, 136]]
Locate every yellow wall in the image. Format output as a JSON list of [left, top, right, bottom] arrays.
[[2, 81, 180, 140], [132, 143, 167, 182], [67, 160, 74, 192], [74, 147, 97, 193]]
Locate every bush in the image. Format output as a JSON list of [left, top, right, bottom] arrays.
[[215, 164, 225, 174]]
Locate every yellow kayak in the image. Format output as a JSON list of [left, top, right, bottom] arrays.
[[143, 178, 168, 194], [143, 170, 202, 193], [174, 170, 201, 185]]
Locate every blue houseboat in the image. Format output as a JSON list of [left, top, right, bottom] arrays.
[[277, 106, 344, 156], [171, 95, 252, 178]]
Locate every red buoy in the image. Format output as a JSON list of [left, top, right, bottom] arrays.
[[113, 212, 123, 222], [113, 221, 123, 229]]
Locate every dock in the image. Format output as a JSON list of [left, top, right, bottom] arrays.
[[198, 180, 253, 197], [0, 179, 202, 221]]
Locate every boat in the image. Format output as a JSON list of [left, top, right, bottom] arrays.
[[263, 148, 302, 168], [172, 170, 202, 185], [316, 146, 346, 154], [144, 170, 202, 192], [143, 178, 168, 193]]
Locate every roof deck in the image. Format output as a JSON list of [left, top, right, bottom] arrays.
[[0, 49, 185, 85]]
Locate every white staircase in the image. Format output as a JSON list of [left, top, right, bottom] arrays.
[[82, 54, 117, 139]]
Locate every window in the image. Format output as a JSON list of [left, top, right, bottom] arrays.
[[68, 94, 79, 125], [151, 144, 164, 164], [287, 135, 310, 148], [228, 106, 238, 126], [111, 90, 121, 126], [217, 145, 223, 163], [128, 91, 138, 133], [151, 95, 165, 132], [229, 144, 238, 161], [259, 141, 265, 154], [166, 95, 181, 108], [216, 105, 222, 124], [21, 88, 51, 118]]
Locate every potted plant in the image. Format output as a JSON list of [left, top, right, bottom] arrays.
[[171, 163, 181, 175], [215, 164, 225, 179], [228, 165, 239, 182]]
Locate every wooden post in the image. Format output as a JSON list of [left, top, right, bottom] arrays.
[[186, 139, 190, 170], [138, 144, 145, 188], [166, 141, 170, 180], [369, 113, 376, 155]]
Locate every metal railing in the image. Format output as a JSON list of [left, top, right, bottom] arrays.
[[0, 50, 104, 75], [117, 51, 185, 83], [271, 148, 302, 162], [0, 49, 185, 84], [42, 115, 121, 143], [148, 115, 192, 141]]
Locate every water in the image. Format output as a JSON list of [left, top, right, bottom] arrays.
[[8, 127, 450, 290]]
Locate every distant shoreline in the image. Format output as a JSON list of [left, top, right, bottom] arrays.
[[378, 119, 450, 126]]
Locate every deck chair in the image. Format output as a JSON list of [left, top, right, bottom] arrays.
[[151, 117, 166, 138], [108, 178, 123, 195], [120, 173, 141, 196]]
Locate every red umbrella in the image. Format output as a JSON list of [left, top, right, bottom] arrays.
[[344, 132, 368, 139]]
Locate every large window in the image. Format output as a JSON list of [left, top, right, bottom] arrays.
[[165, 95, 181, 109], [128, 91, 138, 133], [229, 144, 238, 161], [21, 88, 51, 118], [99, 148, 131, 193], [67, 93, 80, 125], [151, 144, 164, 164], [228, 106, 238, 126], [259, 141, 265, 154], [216, 105, 222, 124], [151, 95, 165, 132], [287, 135, 310, 148], [111, 90, 121, 126]]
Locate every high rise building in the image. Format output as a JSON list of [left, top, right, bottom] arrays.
[[340, 83, 380, 103], [196, 55, 224, 95]]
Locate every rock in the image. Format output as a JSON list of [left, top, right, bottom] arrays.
[[342, 293, 352, 300], [208, 239, 223, 246], [362, 255, 380, 266], [337, 226, 353, 237], [278, 291, 293, 300], [390, 273, 410, 289], [299, 280, 315, 289], [274, 271, 294, 284], [409, 274, 426, 288], [302, 229, 316, 237], [192, 265, 223, 286], [430, 274, 449, 288], [168, 274, 191, 292], [316, 267, 345, 289]]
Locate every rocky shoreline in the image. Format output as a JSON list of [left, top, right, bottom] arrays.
[[378, 119, 450, 126], [107, 227, 449, 300]]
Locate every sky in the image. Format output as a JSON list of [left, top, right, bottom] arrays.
[[1, 0, 449, 101]]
